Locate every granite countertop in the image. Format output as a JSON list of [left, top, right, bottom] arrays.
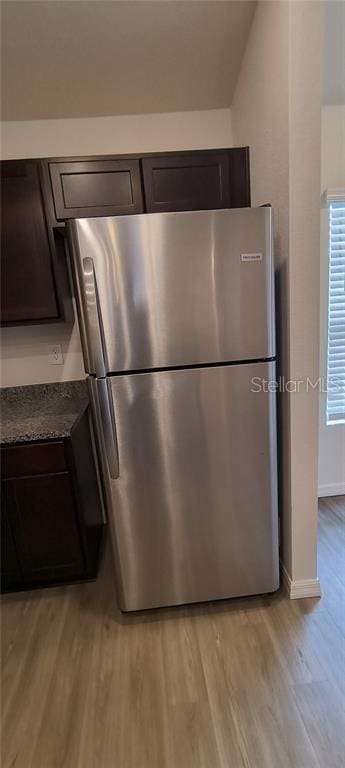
[[0, 380, 88, 446]]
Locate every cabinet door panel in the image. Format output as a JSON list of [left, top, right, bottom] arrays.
[[49, 159, 144, 219], [142, 152, 230, 213], [1, 496, 22, 589], [4, 473, 84, 582], [142, 148, 251, 213], [0, 161, 59, 324]]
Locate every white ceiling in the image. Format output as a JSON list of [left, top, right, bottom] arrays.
[[0, 0, 256, 121], [324, 0, 345, 105]]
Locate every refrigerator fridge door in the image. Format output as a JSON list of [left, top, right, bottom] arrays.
[[92, 361, 279, 611], [69, 208, 275, 376]]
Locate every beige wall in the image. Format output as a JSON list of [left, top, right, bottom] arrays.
[[318, 105, 345, 495], [0, 300, 85, 387], [288, 0, 323, 584], [0, 108, 232, 387], [231, 0, 292, 576], [232, 0, 323, 586], [0, 108, 232, 159]]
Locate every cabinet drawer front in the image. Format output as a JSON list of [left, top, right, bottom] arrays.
[[49, 159, 144, 219], [2, 441, 66, 478]]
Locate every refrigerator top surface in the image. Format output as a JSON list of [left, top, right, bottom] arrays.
[[71, 206, 269, 233], [70, 207, 275, 376]]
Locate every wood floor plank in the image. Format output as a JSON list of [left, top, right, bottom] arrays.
[[262, 595, 328, 687], [229, 680, 321, 768], [194, 612, 252, 768], [160, 613, 208, 707], [165, 700, 222, 768], [292, 680, 345, 768], [196, 608, 320, 768], [1, 590, 39, 671], [1, 495, 344, 768], [1, 588, 71, 768], [30, 583, 99, 768]]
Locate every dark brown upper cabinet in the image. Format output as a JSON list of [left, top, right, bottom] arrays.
[[142, 148, 250, 213], [49, 158, 144, 220], [48, 148, 251, 221], [0, 160, 72, 326], [1, 160, 58, 324], [1, 149, 250, 324]]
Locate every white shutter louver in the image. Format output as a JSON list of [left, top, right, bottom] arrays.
[[327, 198, 345, 424]]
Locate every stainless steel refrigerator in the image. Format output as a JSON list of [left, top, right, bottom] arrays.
[[68, 207, 279, 611]]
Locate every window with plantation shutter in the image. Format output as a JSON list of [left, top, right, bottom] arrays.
[[327, 195, 345, 424]]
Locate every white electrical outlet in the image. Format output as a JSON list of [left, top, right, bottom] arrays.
[[48, 344, 64, 365]]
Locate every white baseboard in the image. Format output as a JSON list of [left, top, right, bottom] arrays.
[[281, 564, 321, 600], [318, 482, 345, 498]]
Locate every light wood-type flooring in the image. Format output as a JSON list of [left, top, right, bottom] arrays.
[[1, 496, 345, 768]]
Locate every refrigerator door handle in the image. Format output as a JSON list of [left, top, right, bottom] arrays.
[[97, 378, 120, 480], [82, 256, 106, 378]]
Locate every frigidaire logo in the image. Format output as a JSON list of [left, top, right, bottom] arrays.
[[241, 252, 263, 262]]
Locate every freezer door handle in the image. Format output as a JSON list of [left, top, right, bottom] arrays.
[[82, 257, 106, 377], [98, 379, 120, 480]]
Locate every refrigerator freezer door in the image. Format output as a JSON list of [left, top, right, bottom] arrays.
[[69, 208, 275, 375], [97, 361, 279, 611]]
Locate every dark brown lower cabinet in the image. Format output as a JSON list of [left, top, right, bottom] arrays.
[[1, 497, 22, 590], [3, 474, 84, 584], [1, 410, 104, 592]]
